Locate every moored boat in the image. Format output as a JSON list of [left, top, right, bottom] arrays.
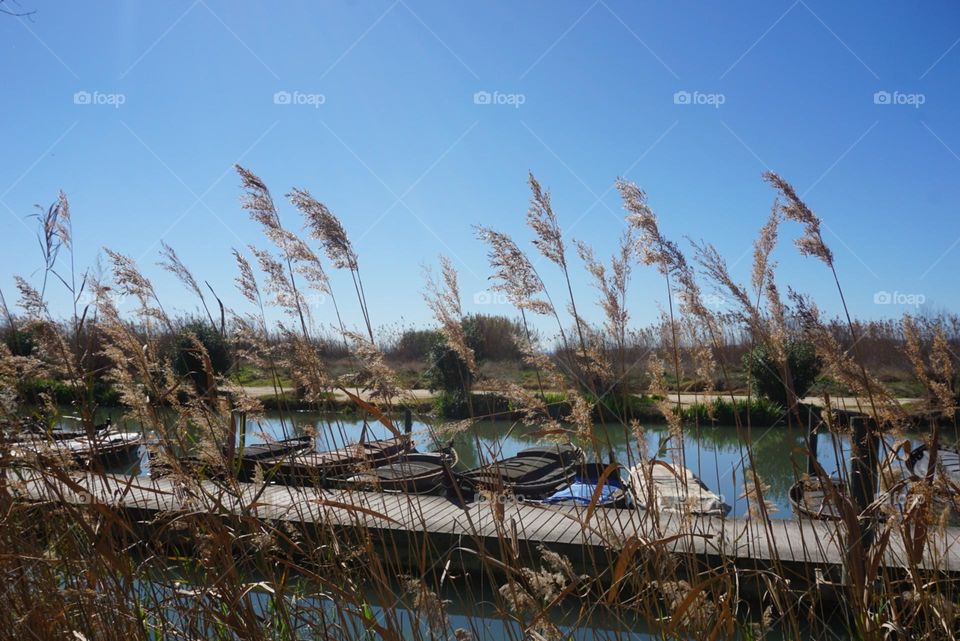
[[149, 434, 314, 480], [789, 475, 846, 521], [265, 434, 413, 487], [458, 443, 584, 500], [329, 444, 459, 493], [235, 435, 314, 481], [10, 429, 142, 468], [628, 460, 730, 517], [906, 443, 960, 483]]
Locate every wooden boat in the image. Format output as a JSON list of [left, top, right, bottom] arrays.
[[628, 460, 730, 517], [904, 444, 960, 524], [149, 435, 313, 480], [789, 475, 846, 521], [3, 418, 112, 443], [265, 434, 413, 487], [458, 443, 584, 500], [540, 462, 631, 508], [235, 435, 314, 481], [906, 444, 960, 484], [328, 444, 459, 493], [10, 429, 142, 468]]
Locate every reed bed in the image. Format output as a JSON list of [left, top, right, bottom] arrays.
[[0, 167, 958, 640]]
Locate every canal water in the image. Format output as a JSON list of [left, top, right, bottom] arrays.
[[71, 409, 947, 519], [56, 409, 902, 639]]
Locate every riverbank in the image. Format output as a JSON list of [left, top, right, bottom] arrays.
[[242, 386, 923, 425]]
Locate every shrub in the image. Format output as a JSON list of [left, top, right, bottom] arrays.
[[743, 339, 822, 406], [425, 338, 474, 395], [391, 329, 442, 362], [172, 320, 231, 394], [2, 326, 35, 357], [461, 313, 524, 361], [681, 397, 786, 426]]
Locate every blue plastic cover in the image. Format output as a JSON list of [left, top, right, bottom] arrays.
[[543, 481, 618, 505]]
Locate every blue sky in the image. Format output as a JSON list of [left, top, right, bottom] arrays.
[[2, 1, 958, 336]]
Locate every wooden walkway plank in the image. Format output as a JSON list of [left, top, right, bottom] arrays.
[[8, 470, 960, 578]]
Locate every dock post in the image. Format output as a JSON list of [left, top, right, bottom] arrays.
[[849, 416, 878, 515], [806, 405, 819, 476], [844, 414, 879, 591], [404, 408, 413, 434]]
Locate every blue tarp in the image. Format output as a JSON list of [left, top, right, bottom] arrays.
[[542, 480, 620, 505]]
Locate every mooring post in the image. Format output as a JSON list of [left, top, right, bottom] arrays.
[[231, 409, 247, 468], [806, 405, 819, 476], [847, 414, 879, 588], [850, 416, 879, 514], [404, 408, 413, 434]]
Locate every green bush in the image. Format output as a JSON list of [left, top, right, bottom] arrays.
[[743, 339, 822, 406], [172, 320, 231, 394], [2, 326, 35, 357], [681, 397, 785, 426], [15, 376, 121, 407], [391, 329, 442, 362], [461, 314, 524, 362], [433, 390, 470, 419]]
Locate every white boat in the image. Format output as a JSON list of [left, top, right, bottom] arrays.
[[628, 460, 730, 517]]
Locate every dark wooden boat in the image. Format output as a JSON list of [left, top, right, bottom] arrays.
[[328, 444, 459, 493], [265, 434, 413, 487], [789, 475, 847, 521], [458, 443, 584, 500], [149, 435, 313, 480], [540, 462, 631, 508], [235, 435, 314, 481]]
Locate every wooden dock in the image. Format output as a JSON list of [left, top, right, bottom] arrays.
[[8, 469, 960, 596]]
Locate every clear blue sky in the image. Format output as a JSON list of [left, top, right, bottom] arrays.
[[2, 1, 958, 335]]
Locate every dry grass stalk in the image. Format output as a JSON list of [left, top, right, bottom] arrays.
[[423, 256, 476, 374]]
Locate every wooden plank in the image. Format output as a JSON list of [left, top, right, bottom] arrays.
[[8, 469, 960, 576]]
